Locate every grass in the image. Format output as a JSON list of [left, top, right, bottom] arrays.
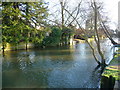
[[103, 67, 120, 80], [102, 50, 120, 81]]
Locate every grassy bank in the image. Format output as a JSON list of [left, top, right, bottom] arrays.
[[102, 50, 120, 81]]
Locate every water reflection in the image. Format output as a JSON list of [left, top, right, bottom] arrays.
[[2, 41, 113, 88]]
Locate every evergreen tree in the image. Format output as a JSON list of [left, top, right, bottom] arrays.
[[2, 1, 49, 51]]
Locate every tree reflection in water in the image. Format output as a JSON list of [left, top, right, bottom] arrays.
[[2, 41, 113, 88]]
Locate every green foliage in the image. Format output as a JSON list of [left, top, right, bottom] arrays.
[[1, 2, 75, 50], [42, 27, 74, 47], [61, 27, 74, 45], [43, 26, 62, 46], [62, 27, 73, 36], [32, 29, 45, 47], [2, 2, 49, 50]]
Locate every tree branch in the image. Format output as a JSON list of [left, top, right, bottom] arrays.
[[64, 8, 100, 65]]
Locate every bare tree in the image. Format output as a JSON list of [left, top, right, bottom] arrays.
[[48, 0, 115, 67], [64, 7, 101, 65], [63, 0, 109, 67], [48, 0, 83, 28]]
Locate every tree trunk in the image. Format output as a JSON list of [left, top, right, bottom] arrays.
[[60, 1, 64, 29], [26, 42, 27, 50], [93, 1, 106, 66], [2, 44, 5, 57], [101, 22, 118, 45]]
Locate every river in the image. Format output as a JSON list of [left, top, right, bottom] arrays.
[[2, 39, 114, 88]]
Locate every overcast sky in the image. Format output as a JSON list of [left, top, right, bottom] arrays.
[[103, 0, 119, 29], [45, 0, 120, 30]]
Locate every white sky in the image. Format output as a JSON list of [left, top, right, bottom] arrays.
[[45, 0, 120, 30], [103, 0, 120, 29]]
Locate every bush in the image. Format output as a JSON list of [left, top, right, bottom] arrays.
[[43, 26, 62, 46]]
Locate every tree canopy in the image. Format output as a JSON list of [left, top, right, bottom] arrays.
[[2, 1, 49, 50]]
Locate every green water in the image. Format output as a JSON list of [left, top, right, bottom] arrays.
[[2, 41, 113, 88]]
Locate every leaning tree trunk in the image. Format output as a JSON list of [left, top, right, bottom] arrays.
[[101, 20, 118, 45], [64, 8, 101, 66], [93, 1, 106, 66]]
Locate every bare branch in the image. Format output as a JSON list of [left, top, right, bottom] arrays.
[[46, 19, 61, 26], [98, 11, 118, 45], [64, 8, 100, 65], [66, 1, 82, 26], [64, 0, 82, 25]]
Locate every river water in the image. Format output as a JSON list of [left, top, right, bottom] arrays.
[[2, 39, 114, 88]]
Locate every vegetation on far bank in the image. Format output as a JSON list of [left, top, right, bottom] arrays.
[[1, 0, 119, 67], [1, 2, 75, 51]]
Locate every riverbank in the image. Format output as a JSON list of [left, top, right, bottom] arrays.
[[102, 50, 120, 89], [1, 37, 107, 52]]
